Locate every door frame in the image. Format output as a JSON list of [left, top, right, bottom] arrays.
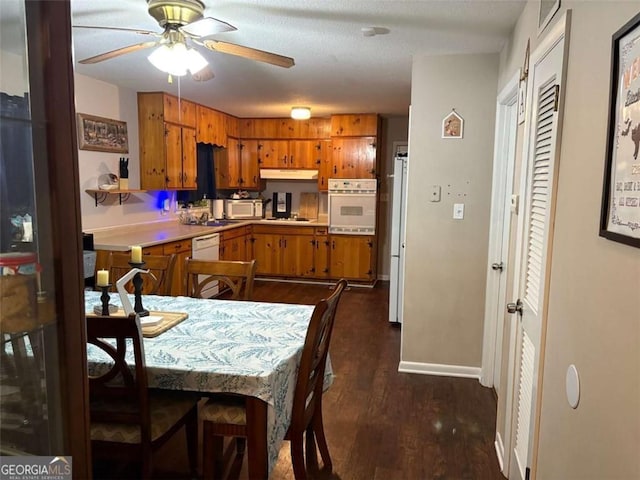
[[506, 11, 572, 480], [481, 70, 520, 390]]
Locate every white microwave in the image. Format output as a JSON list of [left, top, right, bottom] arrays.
[[225, 199, 263, 219]]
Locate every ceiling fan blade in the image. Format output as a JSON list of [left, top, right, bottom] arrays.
[[203, 40, 294, 68], [180, 17, 237, 37], [191, 66, 215, 82], [79, 41, 158, 64], [73, 25, 161, 37]]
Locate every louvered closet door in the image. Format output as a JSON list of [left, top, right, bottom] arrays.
[[512, 32, 566, 480]]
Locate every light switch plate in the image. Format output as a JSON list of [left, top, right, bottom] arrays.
[[453, 203, 464, 219], [430, 185, 441, 202]]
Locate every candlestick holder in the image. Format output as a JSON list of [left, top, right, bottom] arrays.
[[99, 284, 112, 316], [128, 261, 149, 317]]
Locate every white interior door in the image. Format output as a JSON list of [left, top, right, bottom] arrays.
[[508, 13, 570, 480], [481, 71, 519, 394]]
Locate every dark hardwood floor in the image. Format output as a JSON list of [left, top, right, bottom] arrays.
[[98, 280, 504, 480]]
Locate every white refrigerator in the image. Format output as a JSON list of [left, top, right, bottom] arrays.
[[389, 155, 408, 324]]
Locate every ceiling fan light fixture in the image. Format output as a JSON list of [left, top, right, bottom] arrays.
[[148, 42, 208, 76], [291, 106, 311, 120]]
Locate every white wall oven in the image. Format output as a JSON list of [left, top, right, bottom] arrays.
[[328, 179, 377, 235]]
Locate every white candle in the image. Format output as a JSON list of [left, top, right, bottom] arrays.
[[131, 246, 142, 263], [96, 269, 109, 287]]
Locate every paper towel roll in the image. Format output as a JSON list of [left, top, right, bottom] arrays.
[[213, 199, 224, 219]]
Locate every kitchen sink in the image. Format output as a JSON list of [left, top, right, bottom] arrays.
[[204, 220, 237, 227]]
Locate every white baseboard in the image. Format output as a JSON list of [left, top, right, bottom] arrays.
[[398, 361, 481, 379], [495, 432, 505, 472]]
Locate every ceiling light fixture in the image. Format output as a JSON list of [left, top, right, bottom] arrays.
[[148, 42, 208, 77], [291, 106, 311, 120]]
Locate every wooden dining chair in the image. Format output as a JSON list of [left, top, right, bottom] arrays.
[[107, 252, 176, 296], [184, 258, 257, 300], [200, 279, 348, 480], [86, 313, 198, 479]]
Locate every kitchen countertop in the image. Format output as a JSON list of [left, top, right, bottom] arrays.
[[91, 218, 329, 251]]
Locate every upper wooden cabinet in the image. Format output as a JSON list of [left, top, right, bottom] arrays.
[[241, 118, 330, 139], [259, 139, 322, 169], [196, 105, 227, 147], [138, 92, 197, 190], [330, 137, 377, 178], [215, 138, 261, 190], [160, 93, 196, 127], [317, 139, 333, 191], [330, 114, 379, 137]]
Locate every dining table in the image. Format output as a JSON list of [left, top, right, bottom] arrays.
[[84, 290, 332, 479]]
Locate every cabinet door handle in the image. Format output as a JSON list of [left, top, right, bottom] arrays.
[[289, 155, 294, 165], [283, 155, 287, 165], [332, 240, 335, 250], [333, 166, 337, 174]]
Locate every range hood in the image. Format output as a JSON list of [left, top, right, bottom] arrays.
[[260, 169, 318, 180]]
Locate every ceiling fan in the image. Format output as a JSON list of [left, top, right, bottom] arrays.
[[75, 0, 295, 82]]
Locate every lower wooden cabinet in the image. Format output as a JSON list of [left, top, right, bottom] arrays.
[[329, 235, 376, 281], [220, 226, 251, 261], [313, 228, 330, 278], [252, 226, 375, 282], [162, 239, 191, 296], [252, 226, 315, 277]]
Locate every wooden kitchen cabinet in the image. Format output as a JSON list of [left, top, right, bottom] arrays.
[[330, 114, 379, 137], [317, 139, 333, 191], [215, 138, 260, 190], [329, 235, 376, 281], [220, 226, 251, 261], [313, 227, 330, 278], [239, 118, 279, 139], [330, 137, 377, 179], [252, 225, 315, 277], [259, 139, 321, 170], [138, 92, 197, 190], [196, 105, 227, 147], [162, 239, 191, 296], [240, 139, 261, 188], [163, 94, 196, 127], [259, 140, 289, 168]]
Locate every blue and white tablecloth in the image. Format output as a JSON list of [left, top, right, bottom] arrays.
[[84, 291, 331, 475]]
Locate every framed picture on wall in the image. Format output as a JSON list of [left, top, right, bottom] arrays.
[[538, 0, 560, 36], [442, 110, 464, 139], [77, 113, 129, 153], [599, 12, 640, 248]]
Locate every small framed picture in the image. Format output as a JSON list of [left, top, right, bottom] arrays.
[[538, 0, 561, 36], [442, 110, 464, 139]]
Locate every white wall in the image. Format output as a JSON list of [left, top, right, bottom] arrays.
[[402, 53, 498, 370], [75, 74, 175, 232], [0, 50, 27, 96]]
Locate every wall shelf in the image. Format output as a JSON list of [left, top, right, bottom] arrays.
[[85, 189, 146, 207]]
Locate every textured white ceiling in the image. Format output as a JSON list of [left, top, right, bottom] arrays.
[[68, 1, 525, 118]]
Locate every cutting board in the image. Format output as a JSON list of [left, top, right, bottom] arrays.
[[299, 193, 319, 219]]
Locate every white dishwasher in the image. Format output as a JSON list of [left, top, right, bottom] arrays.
[[192, 233, 220, 298]]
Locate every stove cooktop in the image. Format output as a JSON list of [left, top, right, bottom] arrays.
[[265, 217, 310, 222]]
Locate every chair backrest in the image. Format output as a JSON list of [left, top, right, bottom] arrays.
[[86, 313, 151, 436], [108, 252, 177, 296], [184, 258, 257, 300], [290, 279, 347, 432]]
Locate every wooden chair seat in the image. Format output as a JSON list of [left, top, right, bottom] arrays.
[[184, 259, 257, 300], [87, 313, 198, 479], [90, 392, 197, 444], [201, 279, 348, 480]]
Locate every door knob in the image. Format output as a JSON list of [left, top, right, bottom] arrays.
[[507, 299, 523, 315], [491, 262, 504, 271]]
